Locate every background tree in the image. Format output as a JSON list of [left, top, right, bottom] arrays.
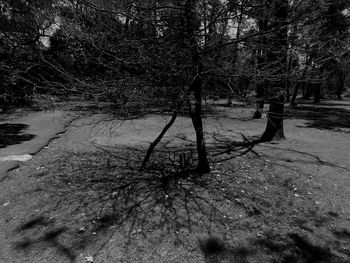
[[0, 0, 58, 107], [2, 0, 349, 169], [289, 0, 350, 106]]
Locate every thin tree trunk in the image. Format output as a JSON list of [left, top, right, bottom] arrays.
[[186, 0, 210, 174], [253, 83, 264, 119], [141, 82, 194, 169], [190, 73, 210, 173], [253, 13, 268, 119], [303, 83, 311, 99], [290, 82, 299, 108], [141, 110, 179, 170], [229, 3, 244, 105], [142, 0, 210, 174], [286, 46, 293, 103], [313, 84, 321, 104], [337, 71, 344, 100], [286, 83, 291, 102]]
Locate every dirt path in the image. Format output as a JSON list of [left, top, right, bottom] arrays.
[[0, 109, 66, 180]]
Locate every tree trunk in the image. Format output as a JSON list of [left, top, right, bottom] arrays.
[[253, 82, 264, 119], [227, 95, 233, 107], [286, 82, 291, 102], [253, 9, 269, 119], [186, 0, 210, 174], [260, 95, 285, 142], [190, 74, 210, 173], [259, 0, 288, 140], [141, 82, 194, 169], [303, 82, 311, 99], [141, 111, 179, 170], [289, 82, 299, 108], [313, 84, 321, 104], [337, 71, 344, 100]]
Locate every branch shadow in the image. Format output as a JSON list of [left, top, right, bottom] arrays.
[[206, 132, 266, 162], [0, 123, 36, 148], [258, 144, 350, 172], [205, 131, 350, 173], [199, 232, 349, 263], [199, 237, 253, 263], [13, 216, 79, 262], [12, 139, 349, 262], [253, 232, 348, 263], [285, 103, 350, 132], [12, 142, 284, 261]]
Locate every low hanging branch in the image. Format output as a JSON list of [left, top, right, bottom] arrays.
[[140, 75, 199, 170]]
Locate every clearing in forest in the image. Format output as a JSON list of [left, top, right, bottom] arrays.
[[0, 99, 349, 263]]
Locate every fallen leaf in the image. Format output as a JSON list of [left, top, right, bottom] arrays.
[[84, 256, 94, 262]]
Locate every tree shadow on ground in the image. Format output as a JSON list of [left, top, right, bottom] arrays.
[[200, 232, 348, 263], [206, 130, 350, 173], [253, 232, 348, 263], [259, 143, 350, 172], [0, 123, 36, 148], [12, 142, 293, 261], [14, 217, 77, 262], [206, 132, 274, 164], [199, 237, 253, 263], [12, 141, 349, 262], [285, 104, 350, 132]]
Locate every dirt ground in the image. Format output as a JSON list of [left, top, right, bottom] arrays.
[[0, 99, 349, 263], [0, 109, 65, 180]]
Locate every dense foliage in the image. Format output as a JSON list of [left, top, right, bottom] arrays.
[[1, 0, 349, 107]]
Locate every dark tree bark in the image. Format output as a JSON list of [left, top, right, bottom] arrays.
[[252, 4, 270, 119], [141, 112, 179, 170], [286, 82, 291, 102], [141, 0, 210, 173], [186, 0, 210, 174], [141, 84, 192, 170], [260, 0, 288, 139], [253, 82, 265, 119], [303, 81, 311, 99], [285, 53, 293, 103], [290, 82, 299, 108], [313, 84, 321, 104], [337, 70, 345, 100], [141, 112, 178, 170], [253, 19, 268, 119], [190, 73, 210, 173], [260, 94, 286, 142]]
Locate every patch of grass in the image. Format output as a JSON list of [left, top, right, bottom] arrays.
[[11, 146, 302, 260], [10, 142, 350, 263]]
